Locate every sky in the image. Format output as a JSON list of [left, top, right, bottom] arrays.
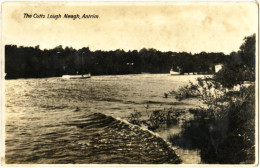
[[2, 1, 258, 54]]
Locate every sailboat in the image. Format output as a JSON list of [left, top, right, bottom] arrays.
[[62, 52, 91, 79]]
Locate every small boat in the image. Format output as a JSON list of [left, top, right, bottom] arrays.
[[62, 51, 91, 79], [62, 73, 91, 79], [170, 66, 180, 75], [170, 70, 180, 75]]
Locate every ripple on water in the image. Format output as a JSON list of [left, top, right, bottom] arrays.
[[6, 112, 181, 164], [5, 74, 205, 164]]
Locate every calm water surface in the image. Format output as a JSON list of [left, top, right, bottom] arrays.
[[5, 74, 206, 163]]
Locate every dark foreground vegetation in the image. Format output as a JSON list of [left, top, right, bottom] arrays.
[[168, 34, 255, 164], [127, 34, 256, 164], [5, 45, 229, 79]]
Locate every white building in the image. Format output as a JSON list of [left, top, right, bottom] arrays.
[[215, 64, 223, 73]]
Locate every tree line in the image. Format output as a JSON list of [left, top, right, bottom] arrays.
[[5, 34, 254, 79]]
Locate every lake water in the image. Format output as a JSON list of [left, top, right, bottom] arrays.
[[4, 74, 207, 164]]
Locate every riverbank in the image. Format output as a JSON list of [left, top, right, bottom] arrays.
[[155, 107, 202, 164], [123, 98, 203, 164]]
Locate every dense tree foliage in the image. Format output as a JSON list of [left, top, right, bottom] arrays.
[[213, 34, 256, 88], [5, 45, 228, 79], [169, 34, 256, 164]]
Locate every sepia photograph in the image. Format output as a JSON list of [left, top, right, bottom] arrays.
[[1, 1, 258, 165]]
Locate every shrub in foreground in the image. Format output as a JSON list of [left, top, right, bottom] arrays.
[[169, 78, 255, 164]]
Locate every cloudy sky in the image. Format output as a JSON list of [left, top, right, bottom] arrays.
[[2, 2, 258, 54]]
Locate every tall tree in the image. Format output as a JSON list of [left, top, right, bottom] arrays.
[[239, 34, 256, 70]]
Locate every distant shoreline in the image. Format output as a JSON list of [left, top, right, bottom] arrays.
[[4, 73, 214, 80]]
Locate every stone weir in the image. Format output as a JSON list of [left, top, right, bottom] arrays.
[[65, 112, 182, 164]]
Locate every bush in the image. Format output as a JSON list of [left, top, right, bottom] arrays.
[[127, 107, 179, 131], [127, 109, 143, 126], [169, 77, 255, 163], [213, 65, 255, 88], [170, 82, 201, 101]]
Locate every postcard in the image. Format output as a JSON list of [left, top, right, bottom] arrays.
[[1, 1, 258, 166]]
